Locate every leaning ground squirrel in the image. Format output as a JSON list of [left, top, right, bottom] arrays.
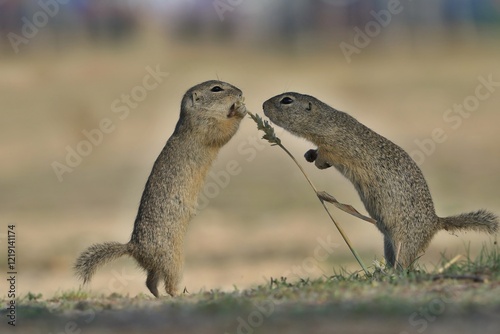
[[75, 81, 246, 297], [263, 92, 498, 268]]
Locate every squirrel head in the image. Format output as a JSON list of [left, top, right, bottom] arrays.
[[177, 80, 246, 147], [263, 92, 335, 143]]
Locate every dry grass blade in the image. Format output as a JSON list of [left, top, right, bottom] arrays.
[[317, 191, 376, 224], [248, 111, 369, 275], [437, 254, 463, 274]]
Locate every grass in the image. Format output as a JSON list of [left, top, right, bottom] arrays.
[[3, 245, 499, 333]]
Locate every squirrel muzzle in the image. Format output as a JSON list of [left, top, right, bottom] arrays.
[[228, 97, 247, 118]]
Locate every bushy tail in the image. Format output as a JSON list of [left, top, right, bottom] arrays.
[[440, 209, 499, 234], [74, 242, 130, 284]]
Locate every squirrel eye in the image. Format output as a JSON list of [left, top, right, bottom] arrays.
[[210, 86, 224, 92], [280, 97, 294, 105]]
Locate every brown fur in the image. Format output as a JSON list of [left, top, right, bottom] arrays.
[[75, 81, 246, 297]]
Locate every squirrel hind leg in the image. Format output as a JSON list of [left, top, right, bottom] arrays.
[[146, 271, 160, 298], [384, 235, 423, 270], [392, 240, 423, 270], [164, 273, 180, 297], [383, 235, 396, 268]]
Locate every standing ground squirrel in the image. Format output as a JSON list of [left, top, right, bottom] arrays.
[[263, 92, 498, 268], [75, 80, 246, 297]]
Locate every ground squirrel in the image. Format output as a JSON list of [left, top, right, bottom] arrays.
[[75, 80, 246, 297], [263, 92, 498, 268]]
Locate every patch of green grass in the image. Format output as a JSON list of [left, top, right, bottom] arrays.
[[52, 289, 93, 302], [443, 242, 499, 277], [2, 245, 498, 333]]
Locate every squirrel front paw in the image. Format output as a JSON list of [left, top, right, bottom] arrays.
[[305, 148, 332, 169], [315, 160, 332, 169], [304, 149, 318, 162]]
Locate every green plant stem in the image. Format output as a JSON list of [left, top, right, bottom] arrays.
[[276, 143, 369, 276]]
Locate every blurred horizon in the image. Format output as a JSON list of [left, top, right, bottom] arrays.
[[1, 0, 500, 56]]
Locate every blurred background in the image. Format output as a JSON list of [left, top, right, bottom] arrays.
[[1, 0, 499, 297]]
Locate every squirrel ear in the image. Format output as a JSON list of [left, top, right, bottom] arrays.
[[306, 102, 312, 111], [191, 91, 201, 105]]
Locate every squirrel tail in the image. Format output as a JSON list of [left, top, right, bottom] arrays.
[[74, 242, 130, 284], [440, 209, 499, 234]]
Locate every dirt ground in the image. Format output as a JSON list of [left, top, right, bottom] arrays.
[[0, 31, 499, 301]]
